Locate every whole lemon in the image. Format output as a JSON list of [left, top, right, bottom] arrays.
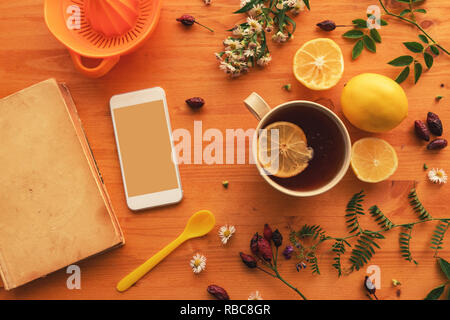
[[341, 73, 408, 133]]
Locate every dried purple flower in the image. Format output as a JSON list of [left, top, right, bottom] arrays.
[[282, 245, 294, 259], [207, 285, 230, 300], [176, 15, 214, 32]]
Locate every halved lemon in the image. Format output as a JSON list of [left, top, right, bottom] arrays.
[[257, 121, 314, 178], [293, 38, 344, 90], [351, 138, 398, 183]]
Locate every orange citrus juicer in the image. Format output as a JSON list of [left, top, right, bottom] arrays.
[[44, 0, 162, 78]]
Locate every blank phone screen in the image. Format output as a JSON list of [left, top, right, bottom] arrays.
[[113, 100, 178, 197]]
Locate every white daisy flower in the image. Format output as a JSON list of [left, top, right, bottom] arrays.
[[190, 253, 207, 274], [244, 49, 254, 58], [272, 31, 288, 43], [232, 26, 244, 37], [240, 0, 251, 8], [247, 17, 263, 33], [257, 54, 272, 66], [248, 4, 265, 17], [428, 168, 447, 184], [248, 291, 263, 300], [223, 38, 244, 51], [218, 225, 236, 244]]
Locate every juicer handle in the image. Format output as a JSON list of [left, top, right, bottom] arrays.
[[69, 51, 120, 78], [244, 92, 271, 121]]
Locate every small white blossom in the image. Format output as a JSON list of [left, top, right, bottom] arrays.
[[223, 38, 244, 51], [247, 17, 263, 33], [218, 225, 236, 244], [257, 54, 272, 66], [190, 253, 207, 274], [203, 0, 211, 5], [248, 291, 263, 300], [240, 0, 251, 7], [248, 4, 265, 17], [272, 31, 288, 43], [428, 168, 447, 184]]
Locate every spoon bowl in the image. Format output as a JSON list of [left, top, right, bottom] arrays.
[[182, 210, 216, 239]]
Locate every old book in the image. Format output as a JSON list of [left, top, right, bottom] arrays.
[[0, 79, 124, 290]]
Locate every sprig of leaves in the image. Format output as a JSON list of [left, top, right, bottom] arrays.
[[424, 258, 450, 300], [369, 205, 395, 231], [431, 221, 450, 257], [342, 18, 387, 60], [345, 190, 365, 234], [388, 35, 440, 84], [399, 225, 418, 264], [408, 188, 433, 220]]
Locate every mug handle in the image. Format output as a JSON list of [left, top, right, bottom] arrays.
[[69, 50, 120, 78], [244, 92, 271, 121]]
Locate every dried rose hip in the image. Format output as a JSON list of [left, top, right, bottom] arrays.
[[257, 236, 272, 262], [176, 15, 195, 26], [414, 120, 430, 141], [316, 20, 337, 31], [427, 138, 448, 150], [207, 285, 230, 300], [239, 252, 257, 268], [186, 97, 205, 109], [427, 112, 443, 136], [250, 232, 260, 255], [263, 224, 273, 241], [272, 229, 283, 248]]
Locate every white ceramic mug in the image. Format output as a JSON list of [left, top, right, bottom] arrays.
[[244, 92, 352, 197]]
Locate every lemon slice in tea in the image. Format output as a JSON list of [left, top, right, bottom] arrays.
[[257, 121, 314, 178], [351, 137, 398, 183]]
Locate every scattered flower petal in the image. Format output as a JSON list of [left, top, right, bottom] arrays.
[[248, 291, 263, 300]]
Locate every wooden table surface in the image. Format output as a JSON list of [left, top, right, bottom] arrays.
[[0, 0, 449, 300]]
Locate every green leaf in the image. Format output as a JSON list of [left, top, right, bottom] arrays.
[[430, 45, 440, 56], [363, 35, 376, 53], [439, 258, 450, 279], [388, 55, 414, 66], [380, 19, 388, 26], [343, 29, 364, 39], [414, 62, 423, 84], [303, 0, 310, 10], [395, 66, 410, 84], [234, 0, 257, 14], [414, 9, 427, 14], [400, 9, 411, 16], [370, 28, 381, 43], [352, 40, 364, 60], [418, 34, 429, 44], [352, 19, 368, 28], [424, 52, 434, 69], [404, 42, 424, 53], [424, 284, 445, 300]]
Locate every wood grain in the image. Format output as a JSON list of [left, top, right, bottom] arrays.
[[0, 0, 449, 300]]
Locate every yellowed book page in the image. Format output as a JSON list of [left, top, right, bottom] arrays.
[[0, 79, 123, 290]]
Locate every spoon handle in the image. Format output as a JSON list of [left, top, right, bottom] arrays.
[[116, 234, 186, 292]]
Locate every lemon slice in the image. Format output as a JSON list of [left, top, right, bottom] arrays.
[[351, 138, 398, 183], [257, 121, 314, 178], [293, 38, 344, 90]]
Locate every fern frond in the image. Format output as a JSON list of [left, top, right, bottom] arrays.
[[331, 240, 347, 277], [399, 225, 418, 265], [349, 231, 381, 271], [297, 224, 325, 240], [408, 188, 432, 220], [346, 190, 365, 235], [369, 205, 395, 231], [308, 253, 320, 275], [431, 220, 450, 257]]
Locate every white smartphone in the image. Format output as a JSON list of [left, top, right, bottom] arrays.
[[110, 87, 182, 211]]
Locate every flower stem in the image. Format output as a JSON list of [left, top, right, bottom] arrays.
[[194, 21, 214, 33], [378, 0, 449, 55], [273, 268, 308, 300]]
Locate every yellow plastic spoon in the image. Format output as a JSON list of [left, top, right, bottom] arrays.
[[116, 210, 216, 292]]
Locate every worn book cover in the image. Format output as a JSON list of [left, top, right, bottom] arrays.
[[0, 79, 124, 290]]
